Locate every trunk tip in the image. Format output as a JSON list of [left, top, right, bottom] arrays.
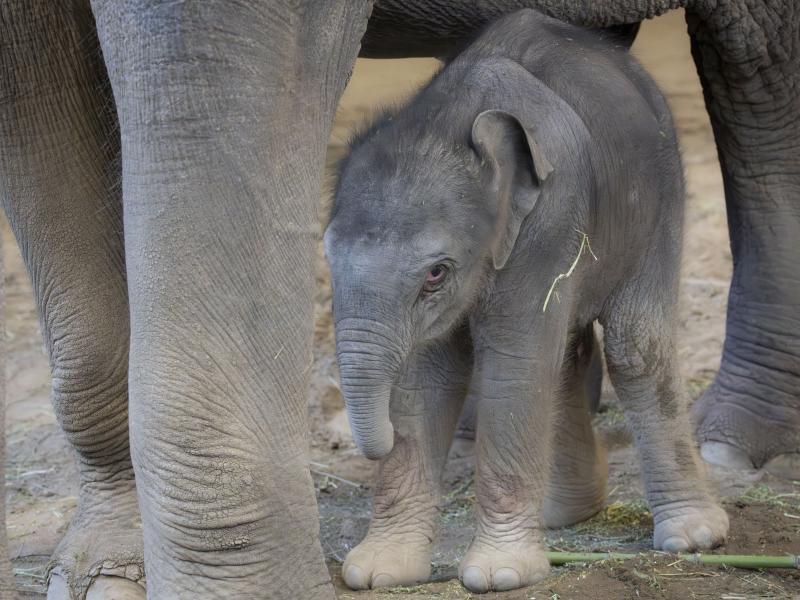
[[356, 425, 395, 460]]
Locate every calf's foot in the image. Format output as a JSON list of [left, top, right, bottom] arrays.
[[652, 501, 729, 552], [342, 531, 432, 590], [47, 478, 144, 600], [459, 531, 549, 593]]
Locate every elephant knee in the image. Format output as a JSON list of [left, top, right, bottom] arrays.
[[47, 320, 130, 464]]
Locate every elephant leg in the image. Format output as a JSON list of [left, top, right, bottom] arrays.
[[0, 3, 144, 599], [455, 377, 479, 439], [541, 324, 607, 528], [602, 282, 728, 553], [459, 309, 571, 594], [0, 231, 13, 598], [686, 3, 800, 477], [342, 331, 472, 590], [90, 1, 371, 597], [459, 324, 608, 528]]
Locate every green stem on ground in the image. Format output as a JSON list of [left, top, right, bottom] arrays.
[[546, 552, 799, 570]]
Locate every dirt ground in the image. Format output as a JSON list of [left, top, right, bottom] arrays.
[[5, 9, 800, 600]]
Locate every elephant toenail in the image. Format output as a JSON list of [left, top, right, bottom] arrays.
[[343, 565, 369, 590], [85, 576, 146, 600], [763, 452, 800, 480], [699, 442, 756, 471], [371, 573, 397, 588], [461, 566, 490, 593], [661, 535, 690, 553], [492, 567, 522, 591]]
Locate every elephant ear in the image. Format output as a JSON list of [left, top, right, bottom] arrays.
[[471, 109, 553, 269]]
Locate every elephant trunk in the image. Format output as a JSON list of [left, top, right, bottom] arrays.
[[335, 318, 405, 460]]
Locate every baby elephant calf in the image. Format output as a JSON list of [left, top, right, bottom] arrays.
[[325, 8, 728, 594]]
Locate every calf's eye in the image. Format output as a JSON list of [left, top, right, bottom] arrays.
[[423, 264, 448, 292]]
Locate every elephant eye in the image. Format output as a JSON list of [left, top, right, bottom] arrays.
[[423, 264, 448, 293]]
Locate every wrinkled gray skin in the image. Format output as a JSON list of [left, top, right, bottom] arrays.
[[0, 0, 796, 598], [0, 2, 371, 599], [326, 10, 729, 592], [0, 241, 14, 599]]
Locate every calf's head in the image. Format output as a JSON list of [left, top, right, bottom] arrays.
[[324, 108, 552, 459]]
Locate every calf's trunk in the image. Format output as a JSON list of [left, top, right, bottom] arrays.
[[335, 318, 405, 460]]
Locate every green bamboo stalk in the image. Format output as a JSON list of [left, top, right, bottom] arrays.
[[546, 551, 799, 570]]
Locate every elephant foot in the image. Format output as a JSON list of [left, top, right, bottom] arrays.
[[652, 501, 729, 553], [47, 478, 144, 600], [459, 532, 549, 593], [48, 572, 145, 600], [342, 533, 432, 590], [762, 452, 800, 479], [693, 377, 800, 478]]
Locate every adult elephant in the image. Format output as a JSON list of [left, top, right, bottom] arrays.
[[0, 1, 796, 599]]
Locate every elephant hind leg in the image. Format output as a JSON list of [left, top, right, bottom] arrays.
[[601, 272, 728, 553], [686, 2, 800, 478], [0, 2, 143, 598], [541, 323, 608, 529]]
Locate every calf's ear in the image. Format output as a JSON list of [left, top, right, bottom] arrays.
[[471, 109, 553, 269]]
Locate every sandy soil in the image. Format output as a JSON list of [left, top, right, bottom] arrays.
[[5, 9, 799, 599]]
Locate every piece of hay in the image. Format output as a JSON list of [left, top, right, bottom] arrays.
[[542, 230, 598, 312]]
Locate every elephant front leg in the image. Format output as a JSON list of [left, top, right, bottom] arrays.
[[459, 316, 563, 594], [0, 210, 13, 600], [343, 332, 472, 590], [1, 3, 143, 598], [687, 4, 800, 477], [458, 326, 608, 530], [91, 1, 371, 597]]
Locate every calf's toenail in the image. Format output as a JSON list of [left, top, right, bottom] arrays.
[[343, 565, 368, 589], [461, 566, 490, 593], [662, 535, 690, 552], [694, 524, 713, 547], [493, 567, 521, 591]]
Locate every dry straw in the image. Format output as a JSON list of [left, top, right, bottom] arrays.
[[542, 229, 598, 312]]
